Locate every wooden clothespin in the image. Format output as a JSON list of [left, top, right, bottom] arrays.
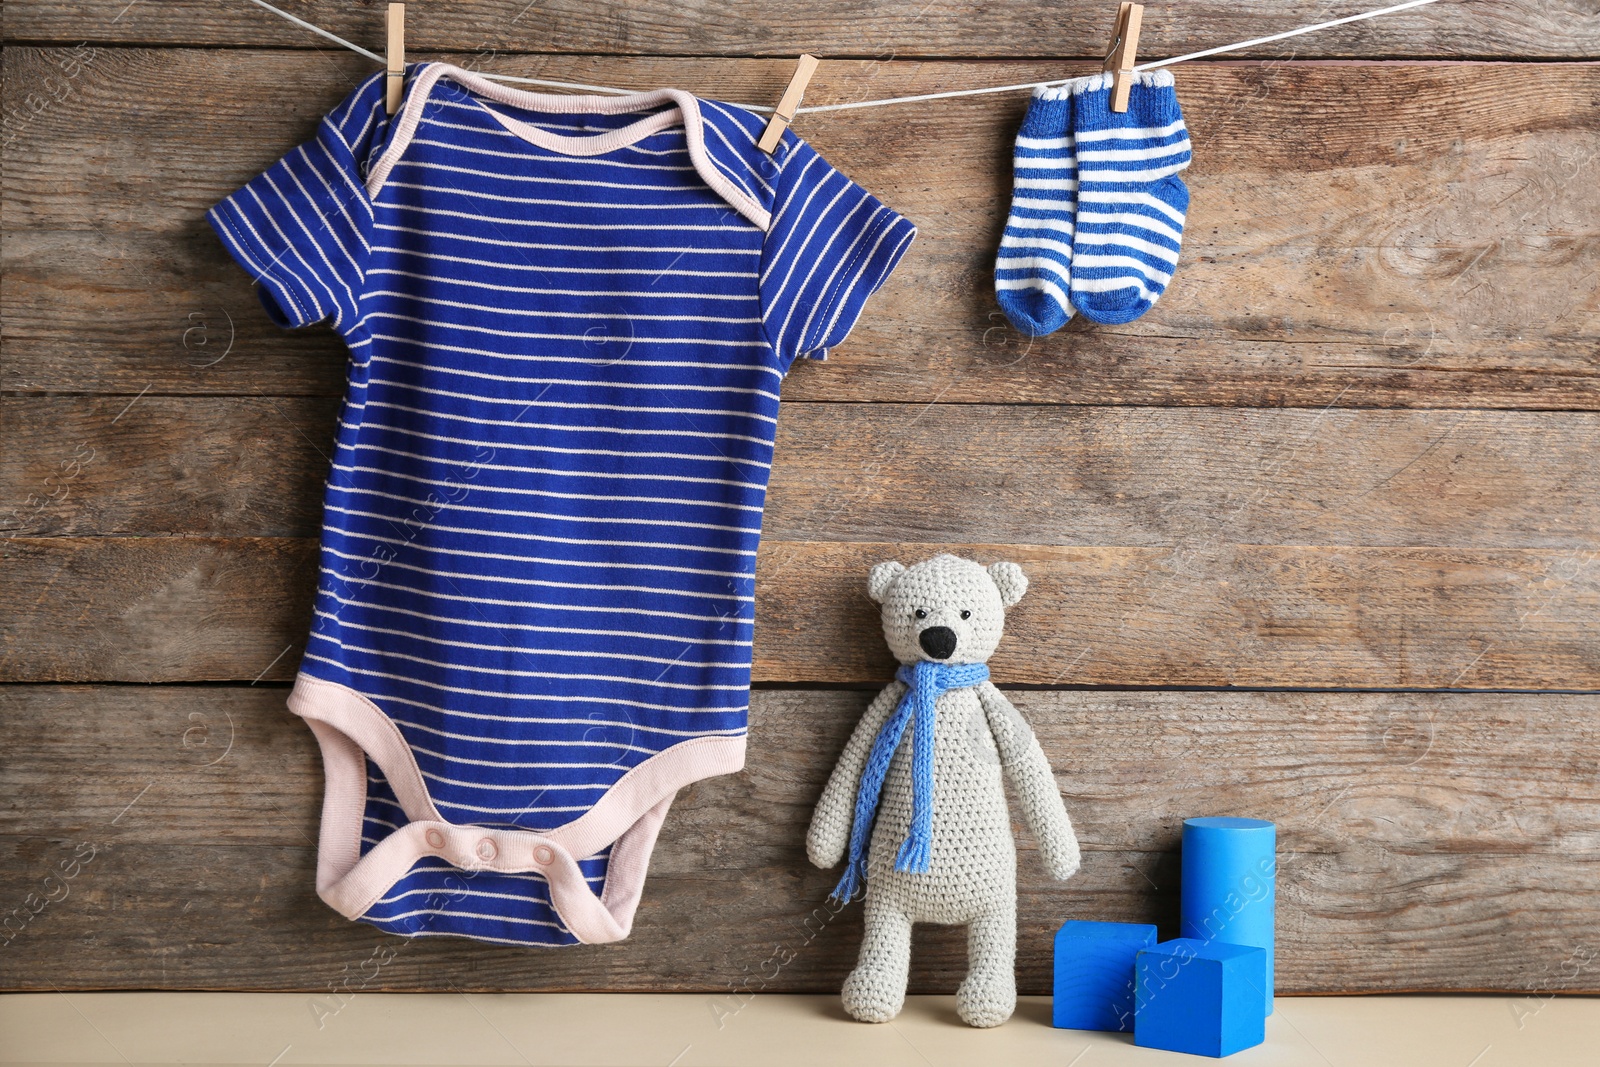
[[1103, 2, 1144, 113], [385, 4, 406, 115], [757, 54, 820, 154]]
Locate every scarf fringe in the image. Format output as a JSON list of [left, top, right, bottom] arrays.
[[830, 861, 864, 904], [893, 831, 932, 874]]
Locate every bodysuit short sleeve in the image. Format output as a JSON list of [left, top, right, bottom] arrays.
[[758, 137, 917, 373], [207, 72, 389, 335]]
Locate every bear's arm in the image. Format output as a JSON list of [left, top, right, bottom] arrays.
[[806, 680, 907, 869], [976, 682, 1082, 881]]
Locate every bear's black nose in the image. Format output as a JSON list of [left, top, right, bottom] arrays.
[[918, 626, 958, 660]]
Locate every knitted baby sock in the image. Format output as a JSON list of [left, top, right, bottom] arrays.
[[993, 83, 1080, 336], [1068, 69, 1191, 325]]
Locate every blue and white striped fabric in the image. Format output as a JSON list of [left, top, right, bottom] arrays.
[[993, 85, 1078, 336], [208, 63, 914, 947], [1068, 69, 1191, 325]]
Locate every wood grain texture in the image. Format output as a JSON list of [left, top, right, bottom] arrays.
[[6, 398, 1600, 548], [5, 0, 1599, 1004], [7, 1, 1596, 59], [5, 537, 1597, 688], [5, 49, 1598, 407], [4, 685, 1597, 993]]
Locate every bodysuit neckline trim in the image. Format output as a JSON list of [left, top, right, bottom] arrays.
[[362, 62, 773, 231]]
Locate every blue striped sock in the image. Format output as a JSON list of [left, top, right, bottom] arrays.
[[994, 84, 1078, 336], [1069, 70, 1191, 325]]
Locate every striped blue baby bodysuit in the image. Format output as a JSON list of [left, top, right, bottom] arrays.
[[208, 63, 915, 946]]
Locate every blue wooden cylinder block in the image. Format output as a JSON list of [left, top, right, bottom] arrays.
[[1180, 816, 1276, 1016]]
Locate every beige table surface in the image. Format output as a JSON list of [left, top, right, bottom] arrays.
[[2, 992, 1596, 1067]]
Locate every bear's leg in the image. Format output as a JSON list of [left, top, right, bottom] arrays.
[[956, 903, 1017, 1027], [840, 895, 912, 1023]]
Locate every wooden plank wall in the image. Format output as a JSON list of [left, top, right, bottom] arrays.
[[3, 2, 1598, 996]]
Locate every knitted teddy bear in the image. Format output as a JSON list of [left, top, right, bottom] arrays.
[[807, 553, 1081, 1027]]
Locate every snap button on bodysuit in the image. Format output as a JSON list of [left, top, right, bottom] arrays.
[[476, 838, 498, 861], [533, 844, 555, 865], [425, 828, 445, 848]]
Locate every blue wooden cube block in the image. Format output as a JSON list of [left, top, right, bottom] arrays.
[[1135, 938, 1267, 1057], [1052, 920, 1158, 1031]]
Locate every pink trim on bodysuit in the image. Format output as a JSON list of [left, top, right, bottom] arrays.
[[286, 672, 746, 944], [363, 63, 772, 231]]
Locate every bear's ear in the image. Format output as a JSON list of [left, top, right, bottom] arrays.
[[988, 561, 1028, 607], [867, 561, 906, 603]]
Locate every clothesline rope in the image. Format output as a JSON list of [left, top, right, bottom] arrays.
[[241, 0, 1449, 113]]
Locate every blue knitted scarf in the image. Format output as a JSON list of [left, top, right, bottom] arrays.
[[829, 659, 991, 903]]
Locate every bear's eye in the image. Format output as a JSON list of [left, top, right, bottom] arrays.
[[913, 608, 927, 620], [960, 609, 972, 620]]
